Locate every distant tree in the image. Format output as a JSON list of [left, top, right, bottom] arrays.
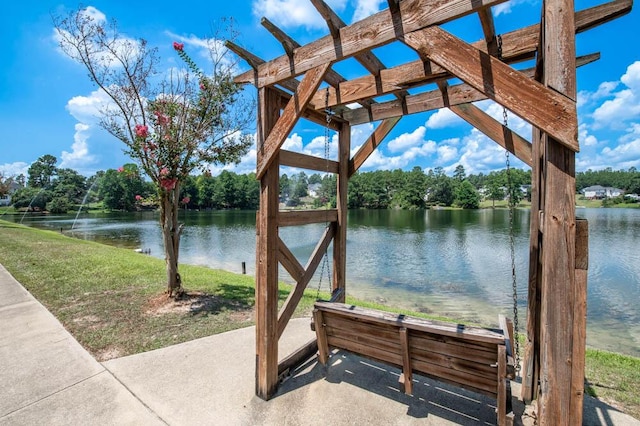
[[27, 155, 57, 188], [98, 165, 149, 211], [55, 9, 253, 295], [11, 187, 49, 211], [453, 164, 466, 182], [455, 180, 480, 209], [399, 166, 427, 209], [308, 173, 322, 185]]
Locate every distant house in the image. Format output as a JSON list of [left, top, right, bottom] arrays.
[[0, 181, 21, 206], [308, 183, 322, 198], [582, 185, 624, 199]]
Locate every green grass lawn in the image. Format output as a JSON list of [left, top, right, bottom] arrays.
[[0, 219, 638, 419]]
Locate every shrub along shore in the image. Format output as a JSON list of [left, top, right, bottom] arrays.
[[0, 219, 638, 419]]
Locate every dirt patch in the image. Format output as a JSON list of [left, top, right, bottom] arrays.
[[96, 346, 123, 362], [144, 291, 253, 320]]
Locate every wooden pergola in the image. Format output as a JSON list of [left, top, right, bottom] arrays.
[[228, 0, 632, 423]]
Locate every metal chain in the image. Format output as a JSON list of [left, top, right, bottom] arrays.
[[504, 107, 521, 375], [316, 88, 333, 301]]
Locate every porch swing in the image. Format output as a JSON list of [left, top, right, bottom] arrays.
[[309, 91, 520, 426]]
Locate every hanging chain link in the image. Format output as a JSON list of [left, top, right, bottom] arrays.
[[503, 94, 521, 375], [316, 88, 333, 301]]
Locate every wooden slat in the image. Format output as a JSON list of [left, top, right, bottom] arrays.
[[477, 8, 498, 57], [274, 88, 344, 131], [278, 209, 338, 227], [411, 358, 498, 397], [410, 334, 499, 365], [225, 40, 300, 94], [450, 102, 533, 167], [277, 237, 304, 283], [234, 0, 509, 88], [571, 267, 588, 423], [316, 302, 506, 344], [278, 338, 318, 376], [261, 16, 376, 110], [277, 224, 335, 337], [342, 53, 598, 125], [310, 0, 409, 103], [257, 63, 331, 179], [404, 26, 578, 152], [399, 328, 413, 394], [349, 117, 401, 176], [279, 149, 339, 173], [307, 0, 620, 112]]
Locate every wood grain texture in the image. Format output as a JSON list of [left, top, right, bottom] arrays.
[[279, 149, 339, 174], [333, 123, 349, 301], [278, 209, 338, 227], [277, 236, 304, 282], [404, 26, 578, 152], [235, 0, 509, 87], [349, 117, 401, 175], [277, 224, 335, 338], [255, 87, 281, 400], [257, 63, 330, 179]]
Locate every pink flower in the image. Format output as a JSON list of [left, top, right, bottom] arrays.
[[160, 178, 177, 191], [160, 167, 169, 177], [117, 166, 124, 173], [199, 82, 206, 91], [134, 124, 148, 138], [173, 42, 184, 51], [135, 194, 142, 201], [182, 196, 190, 204], [155, 111, 170, 125]]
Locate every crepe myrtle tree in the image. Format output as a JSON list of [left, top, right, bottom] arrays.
[[55, 8, 253, 296]]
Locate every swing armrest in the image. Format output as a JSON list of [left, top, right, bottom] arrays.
[[499, 315, 517, 379]]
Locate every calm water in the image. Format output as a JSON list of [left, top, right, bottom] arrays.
[[7, 208, 640, 357]]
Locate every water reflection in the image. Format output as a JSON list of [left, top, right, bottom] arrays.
[[9, 208, 640, 357]]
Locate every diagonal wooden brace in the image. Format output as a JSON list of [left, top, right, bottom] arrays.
[[404, 26, 579, 152], [256, 63, 331, 179]]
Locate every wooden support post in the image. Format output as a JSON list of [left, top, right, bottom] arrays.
[[399, 327, 413, 395], [313, 309, 330, 365], [571, 219, 589, 422], [255, 87, 281, 400], [333, 122, 349, 301], [537, 0, 581, 420], [522, 127, 544, 403]]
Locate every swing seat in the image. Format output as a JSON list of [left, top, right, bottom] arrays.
[[312, 302, 515, 426]]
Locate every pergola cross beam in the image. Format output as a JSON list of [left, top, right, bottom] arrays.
[[404, 26, 578, 152]]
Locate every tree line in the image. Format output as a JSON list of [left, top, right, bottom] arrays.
[[5, 155, 639, 214]]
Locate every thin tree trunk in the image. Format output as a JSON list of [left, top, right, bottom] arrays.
[[160, 183, 183, 297]]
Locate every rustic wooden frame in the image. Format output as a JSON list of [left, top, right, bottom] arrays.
[[231, 0, 631, 423]]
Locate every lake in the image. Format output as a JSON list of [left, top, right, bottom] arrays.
[[7, 207, 640, 357]]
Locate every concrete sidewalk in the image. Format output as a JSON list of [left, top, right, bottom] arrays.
[[1, 263, 639, 425]]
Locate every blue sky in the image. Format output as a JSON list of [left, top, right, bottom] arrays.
[[1, 0, 639, 179]]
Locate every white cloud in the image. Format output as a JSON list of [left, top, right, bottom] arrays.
[[282, 133, 304, 151], [387, 126, 426, 152], [592, 61, 640, 128], [252, 0, 347, 30], [425, 108, 460, 129], [66, 87, 113, 124], [352, 0, 384, 22], [437, 145, 458, 163], [0, 162, 29, 178], [579, 123, 598, 147], [60, 123, 97, 169]]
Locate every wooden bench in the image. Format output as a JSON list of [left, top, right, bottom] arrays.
[[312, 302, 515, 425]]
